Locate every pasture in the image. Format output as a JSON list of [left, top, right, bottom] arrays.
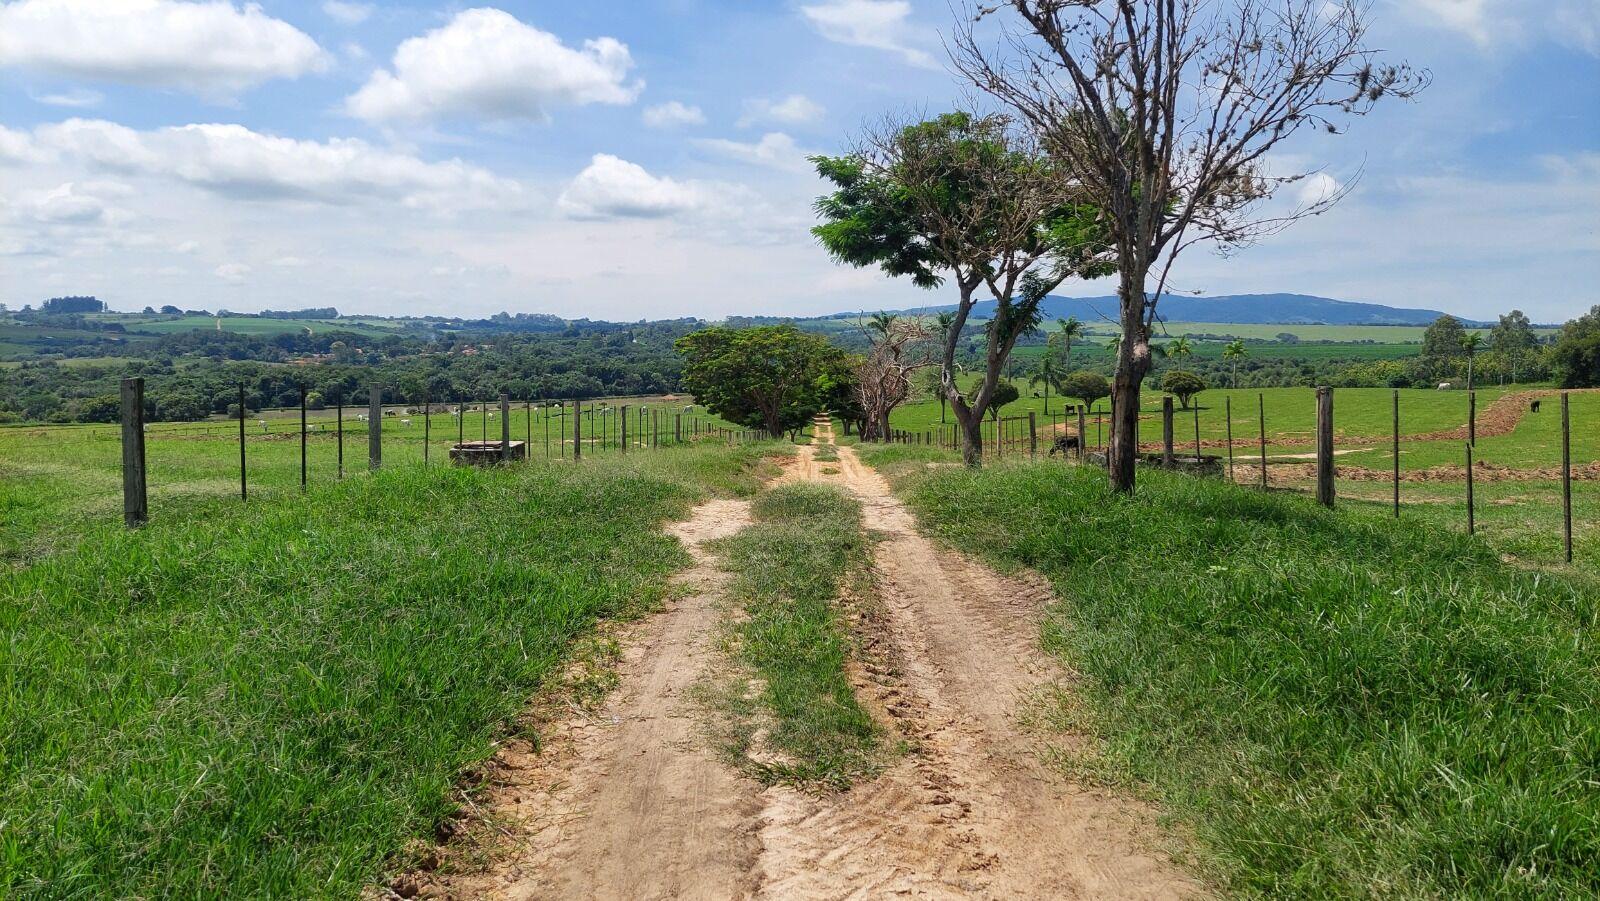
[[0, 397, 741, 563]]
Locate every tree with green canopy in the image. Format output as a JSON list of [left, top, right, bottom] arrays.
[[1550, 305, 1600, 389], [675, 325, 855, 438], [1058, 370, 1111, 412], [1422, 315, 1468, 359], [1160, 370, 1207, 409], [812, 111, 1113, 466]]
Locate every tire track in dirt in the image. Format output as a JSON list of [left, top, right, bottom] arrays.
[[403, 498, 763, 900], [752, 420, 1199, 899]]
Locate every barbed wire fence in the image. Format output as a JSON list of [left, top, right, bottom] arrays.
[[110, 378, 768, 528], [874, 386, 1584, 564]]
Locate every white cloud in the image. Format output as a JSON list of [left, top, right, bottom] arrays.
[[31, 88, 103, 108], [321, 1, 372, 25], [800, 0, 934, 68], [1295, 172, 1344, 207], [0, 0, 328, 96], [0, 125, 41, 164], [345, 8, 641, 123], [642, 100, 706, 129], [695, 132, 813, 172], [21, 118, 525, 212], [270, 255, 309, 267], [557, 154, 708, 219], [214, 262, 251, 282], [14, 182, 114, 225], [1408, 0, 1599, 55], [738, 94, 824, 127]]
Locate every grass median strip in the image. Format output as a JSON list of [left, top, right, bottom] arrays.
[[861, 447, 1600, 898], [0, 445, 775, 898], [711, 482, 883, 789]]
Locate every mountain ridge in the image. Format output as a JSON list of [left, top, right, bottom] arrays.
[[857, 292, 1466, 327]]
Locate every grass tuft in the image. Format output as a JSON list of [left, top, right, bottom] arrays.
[[711, 482, 883, 789]]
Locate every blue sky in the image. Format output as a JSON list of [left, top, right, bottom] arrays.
[[0, 0, 1596, 323]]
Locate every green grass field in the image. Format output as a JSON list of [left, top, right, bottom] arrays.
[[856, 446, 1600, 897], [0, 442, 781, 897], [886, 385, 1600, 470], [0, 401, 743, 562]]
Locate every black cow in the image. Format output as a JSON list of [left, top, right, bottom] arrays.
[[1531, 399, 1542, 414], [1049, 434, 1081, 456]]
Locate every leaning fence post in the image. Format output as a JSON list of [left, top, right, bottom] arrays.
[[1563, 392, 1573, 563], [500, 392, 512, 462], [121, 377, 147, 527], [1316, 386, 1334, 507], [238, 382, 247, 502], [1161, 395, 1175, 467], [368, 386, 382, 471], [1469, 390, 1477, 446]]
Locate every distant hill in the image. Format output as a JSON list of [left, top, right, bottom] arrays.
[[893, 293, 1456, 326]]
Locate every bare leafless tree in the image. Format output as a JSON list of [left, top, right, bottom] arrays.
[[855, 312, 938, 441], [953, 0, 1426, 490]]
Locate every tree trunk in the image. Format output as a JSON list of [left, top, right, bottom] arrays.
[[952, 402, 983, 466], [1108, 275, 1153, 493]]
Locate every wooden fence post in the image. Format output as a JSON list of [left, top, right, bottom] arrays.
[[300, 386, 308, 490], [1224, 396, 1234, 483], [500, 393, 512, 462], [1392, 389, 1400, 518], [1029, 412, 1037, 458], [1465, 441, 1475, 535], [1563, 392, 1573, 563], [423, 396, 429, 468], [337, 403, 344, 478], [1258, 393, 1268, 490], [121, 377, 147, 527], [675, 413, 682, 444], [1469, 390, 1477, 445], [574, 401, 583, 461], [238, 382, 247, 502], [620, 404, 629, 453], [368, 386, 382, 470], [1076, 405, 1087, 461], [1161, 395, 1175, 467], [1316, 386, 1334, 507], [1192, 403, 1201, 462]]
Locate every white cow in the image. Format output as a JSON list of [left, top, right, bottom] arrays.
[[1437, 382, 1453, 391], [400, 419, 411, 426]]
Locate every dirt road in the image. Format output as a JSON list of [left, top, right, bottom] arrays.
[[403, 425, 1196, 899]]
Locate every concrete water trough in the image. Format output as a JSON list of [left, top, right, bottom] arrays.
[[449, 440, 527, 466]]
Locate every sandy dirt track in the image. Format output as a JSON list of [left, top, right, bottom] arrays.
[[398, 424, 1197, 899]]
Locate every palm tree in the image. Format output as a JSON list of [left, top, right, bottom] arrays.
[[1053, 316, 1084, 371], [934, 311, 958, 423], [1030, 355, 1061, 414], [1222, 339, 1248, 388], [1165, 335, 1193, 364], [1460, 332, 1484, 391]]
